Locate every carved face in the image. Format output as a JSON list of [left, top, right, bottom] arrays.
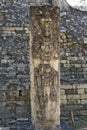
[[41, 39, 54, 61], [32, 7, 59, 61], [41, 17, 52, 37]]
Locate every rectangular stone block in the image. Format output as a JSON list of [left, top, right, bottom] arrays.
[[61, 95, 66, 100], [84, 88, 87, 94], [65, 89, 78, 95], [81, 99, 87, 104], [84, 37, 87, 44], [67, 95, 80, 100], [78, 88, 85, 94], [67, 99, 81, 105], [60, 89, 65, 95], [75, 110, 87, 116], [80, 94, 87, 99], [61, 104, 83, 111], [78, 84, 87, 89], [67, 95, 81, 105], [61, 99, 67, 104], [0, 127, 9, 130]]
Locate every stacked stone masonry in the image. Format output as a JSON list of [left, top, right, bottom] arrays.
[[60, 9, 87, 84], [60, 9, 87, 117], [0, 0, 87, 127], [0, 3, 31, 128]]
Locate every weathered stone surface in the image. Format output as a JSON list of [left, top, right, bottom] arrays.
[[0, 0, 87, 128], [30, 5, 60, 130], [0, 28, 30, 88], [0, 127, 9, 130], [60, 9, 87, 85], [65, 89, 78, 95], [0, 4, 29, 27], [78, 89, 84, 94]]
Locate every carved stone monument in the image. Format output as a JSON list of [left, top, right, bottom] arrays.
[[30, 5, 60, 130]]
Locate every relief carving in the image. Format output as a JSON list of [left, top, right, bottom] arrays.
[[30, 5, 60, 128], [32, 7, 59, 61], [50, 86, 57, 102], [34, 64, 59, 121]]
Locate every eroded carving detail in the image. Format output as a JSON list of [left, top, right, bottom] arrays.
[[31, 6, 59, 61], [34, 64, 59, 121], [30, 5, 60, 128]]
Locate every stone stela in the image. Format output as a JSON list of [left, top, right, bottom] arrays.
[[30, 5, 60, 130]]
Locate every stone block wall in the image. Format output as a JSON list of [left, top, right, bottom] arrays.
[[61, 84, 87, 116], [0, 4, 31, 127], [60, 9, 87, 117], [60, 9, 87, 85], [0, 1, 87, 126], [0, 0, 50, 5]]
